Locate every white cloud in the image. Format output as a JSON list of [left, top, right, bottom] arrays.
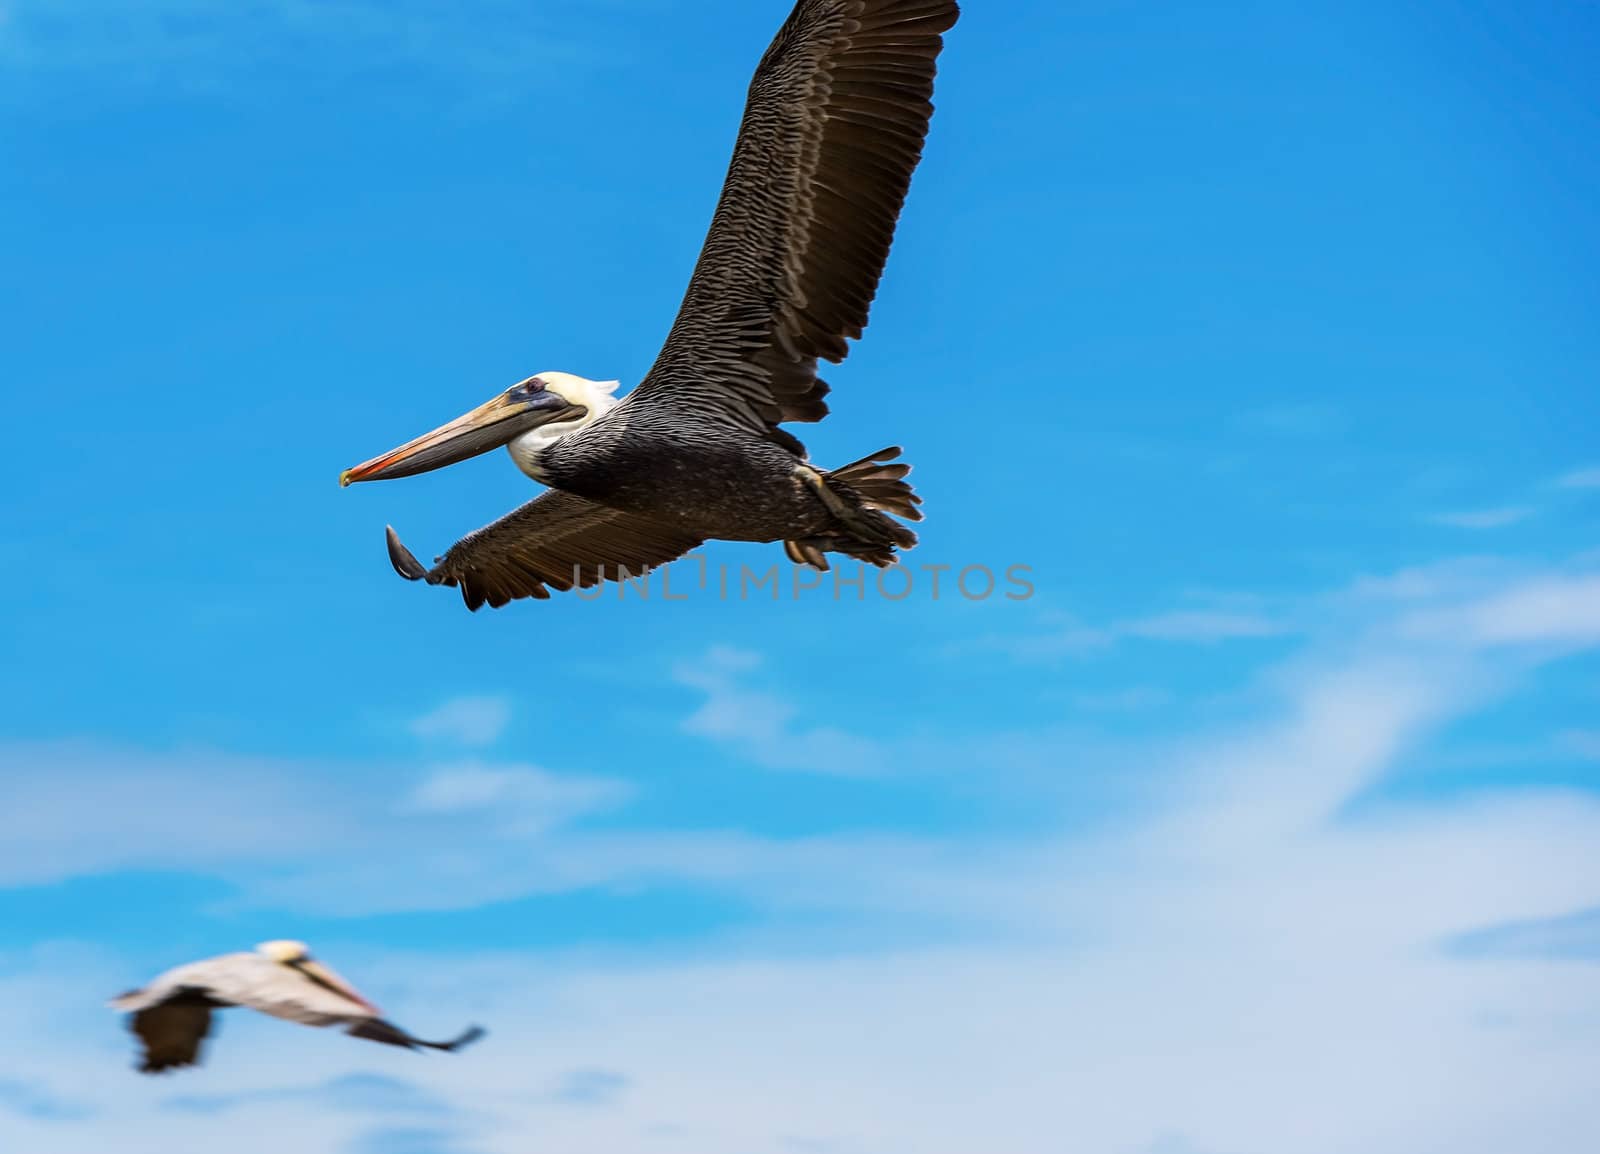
[[409, 697, 512, 748], [1400, 574, 1600, 648], [674, 649, 883, 776], [10, 563, 1599, 918], [1429, 507, 1536, 530], [975, 601, 1292, 662], [1555, 467, 1600, 490], [160, 1072, 455, 1119], [1070, 686, 1172, 712], [8, 561, 1600, 1152], [13, 756, 1600, 1154], [1453, 905, 1600, 962], [402, 764, 631, 834], [964, 612, 1114, 660], [0, 1076, 90, 1122], [1234, 401, 1346, 436], [1343, 556, 1512, 602], [0, 743, 349, 888], [0, 743, 638, 911], [0, 0, 595, 98], [1557, 731, 1600, 761], [1122, 609, 1287, 643]]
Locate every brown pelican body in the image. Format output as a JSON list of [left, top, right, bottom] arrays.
[[108, 940, 485, 1074], [342, 0, 959, 610]]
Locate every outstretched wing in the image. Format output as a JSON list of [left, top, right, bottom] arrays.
[[622, 0, 959, 445], [385, 490, 705, 611], [130, 996, 215, 1074], [346, 1020, 487, 1053]]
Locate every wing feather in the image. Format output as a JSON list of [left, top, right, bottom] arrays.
[[345, 1020, 488, 1052], [387, 490, 705, 611], [623, 0, 958, 441], [134, 954, 376, 1024], [130, 997, 214, 1074]]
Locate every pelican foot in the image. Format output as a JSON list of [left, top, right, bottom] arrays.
[[796, 463, 852, 520]]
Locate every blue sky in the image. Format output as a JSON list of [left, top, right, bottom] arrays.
[[2, 1, 1598, 1151]]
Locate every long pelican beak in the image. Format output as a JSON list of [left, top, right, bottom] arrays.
[[295, 958, 384, 1015], [340, 388, 577, 486]]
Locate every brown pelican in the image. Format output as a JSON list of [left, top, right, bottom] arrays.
[[340, 0, 959, 610], [108, 940, 485, 1074]]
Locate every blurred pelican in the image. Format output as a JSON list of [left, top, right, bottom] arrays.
[[108, 940, 485, 1074]]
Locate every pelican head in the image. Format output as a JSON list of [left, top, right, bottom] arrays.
[[257, 939, 310, 962], [340, 372, 620, 486], [258, 939, 381, 1013]]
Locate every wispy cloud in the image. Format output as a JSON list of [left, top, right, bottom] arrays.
[[8, 563, 1600, 929], [1555, 467, 1600, 490], [1070, 686, 1172, 712], [983, 602, 1291, 660], [967, 612, 1114, 660], [1121, 609, 1287, 643], [1448, 904, 1600, 962], [0, 0, 599, 101], [1142, 1137, 1233, 1154], [0, 742, 349, 888], [780, 1138, 843, 1154], [0, 1078, 92, 1122], [401, 763, 631, 834], [347, 1127, 489, 1154], [674, 647, 883, 776], [1233, 401, 1346, 437], [1398, 573, 1600, 648], [1428, 506, 1536, 530], [549, 1069, 630, 1107], [1557, 730, 1600, 761], [0, 743, 633, 910], [6, 559, 1600, 1153], [409, 697, 512, 748], [1343, 556, 1514, 602], [164, 1073, 453, 1118]]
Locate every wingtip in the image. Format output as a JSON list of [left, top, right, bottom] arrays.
[[449, 1025, 487, 1051], [384, 526, 429, 582]]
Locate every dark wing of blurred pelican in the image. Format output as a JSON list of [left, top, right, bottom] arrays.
[[108, 940, 485, 1074], [341, 0, 958, 610]]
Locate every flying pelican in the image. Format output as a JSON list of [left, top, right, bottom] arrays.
[[339, 0, 959, 610], [108, 940, 486, 1074]]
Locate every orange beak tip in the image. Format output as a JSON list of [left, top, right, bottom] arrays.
[[339, 469, 353, 488]]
